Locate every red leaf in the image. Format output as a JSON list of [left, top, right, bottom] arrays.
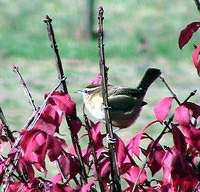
[[46, 91, 76, 116], [81, 180, 95, 192], [71, 117, 82, 135], [116, 137, 126, 167], [90, 121, 105, 150], [178, 22, 200, 49], [172, 125, 187, 154], [145, 141, 165, 176], [124, 167, 147, 186], [58, 153, 80, 181], [91, 73, 101, 85], [153, 97, 173, 122], [184, 102, 200, 119], [174, 105, 190, 126], [35, 104, 63, 134], [99, 158, 110, 180], [192, 44, 200, 75], [126, 120, 158, 158]]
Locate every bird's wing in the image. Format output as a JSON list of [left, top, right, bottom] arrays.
[[110, 87, 145, 97]]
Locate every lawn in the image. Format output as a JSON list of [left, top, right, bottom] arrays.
[[0, 0, 200, 181]]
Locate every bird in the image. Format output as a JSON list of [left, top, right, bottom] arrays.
[[76, 68, 161, 129]]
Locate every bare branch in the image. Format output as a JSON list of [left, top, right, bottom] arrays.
[[98, 6, 121, 191], [159, 76, 181, 105], [13, 66, 37, 112], [43, 15, 88, 184], [0, 107, 15, 145]]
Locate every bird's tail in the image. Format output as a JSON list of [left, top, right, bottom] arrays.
[[137, 68, 161, 95]]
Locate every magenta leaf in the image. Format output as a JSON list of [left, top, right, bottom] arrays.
[[80, 180, 95, 192], [99, 158, 110, 180], [153, 97, 173, 122], [45, 91, 76, 116], [51, 174, 63, 184], [172, 125, 186, 154], [58, 153, 81, 181], [116, 137, 126, 167], [126, 120, 158, 158], [70, 117, 82, 136], [34, 103, 63, 135], [124, 167, 147, 187], [178, 22, 200, 49], [90, 121, 105, 150], [18, 158, 35, 180], [91, 73, 101, 85], [184, 102, 200, 119], [174, 105, 190, 126], [192, 44, 200, 75], [145, 141, 165, 176]]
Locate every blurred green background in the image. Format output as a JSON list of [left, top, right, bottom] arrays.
[[0, 0, 200, 144]]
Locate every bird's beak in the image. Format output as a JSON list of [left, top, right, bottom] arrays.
[[74, 90, 84, 94]]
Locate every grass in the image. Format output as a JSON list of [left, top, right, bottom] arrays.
[[0, 0, 200, 180]]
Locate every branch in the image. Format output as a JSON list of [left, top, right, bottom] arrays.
[[194, 0, 200, 12], [83, 111, 104, 191], [0, 107, 15, 145], [132, 117, 173, 191], [2, 78, 66, 192], [43, 15, 88, 183], [159, 76, 181, 105], [13, 66, 37, 112], [98, 7, 121, 192]]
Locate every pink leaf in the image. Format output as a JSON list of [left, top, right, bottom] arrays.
[[90, 121, 105, 150], [58, 153, 80, 181], [192, 44, 200, 75], [81, 180, 95, 192], [172, 125, 186, 154], [70, 117, 82, 136], [145, 141, 165, 176], [91, 73, 101, 85], [45, 91, 76, 116], [174, 105, 190, 126], [99, 158, 110, 180], [51, 174, 63, 183], [153, 97, 173, 122], [116, 137, 126, 167], [178, 22, 200, 49], [125, 167, 147, 186], [126, 120, 159, 158], [184, 102, 200, 119]]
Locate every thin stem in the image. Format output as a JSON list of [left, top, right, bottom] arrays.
[[132, 116, 173, 191], [43, 15, 88, 183], [183, 90, 197, 104], [98, 6, 121, 192], [83, 112, 104, 191], [2, 78, 65, 192], [193, 181, 200, 192], [13, 66, 37, 112], [194, 0, 200, 12], [159, 76, 181, 105], [0, 107, 15, 145]]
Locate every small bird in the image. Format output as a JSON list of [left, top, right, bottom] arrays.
[[76, 68, 161, 129]]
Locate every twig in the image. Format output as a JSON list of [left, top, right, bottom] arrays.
[[159, 76, 181, 105], [2, 78, 65, 192], [43, 15, 88, 183], [13, 66, 37, 112], [194, 0, 200, 12], [98, 7, 121, 192], [83, 111, 104, 191], [183, 90, 197, 104], [132, 116, 173, 192], [193, 181, 200, 192], [0, 107, 15, 145]]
